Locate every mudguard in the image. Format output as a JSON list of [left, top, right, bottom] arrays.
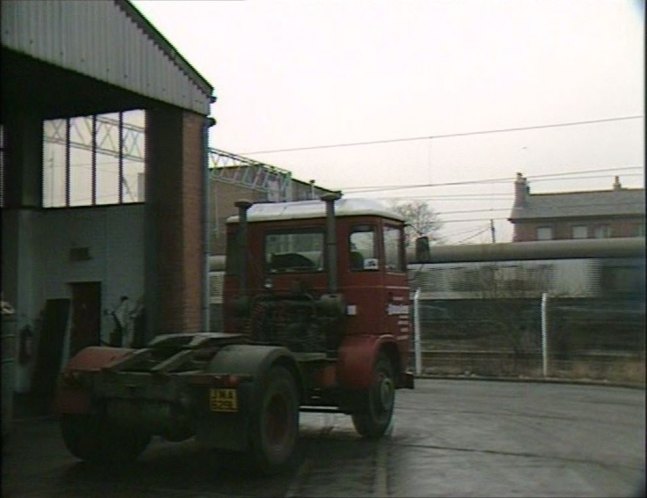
[[64, 346, 135, 371], [194, 344, 301, 451], [336, 335, 397, 389], [55, 346, 134, 414]]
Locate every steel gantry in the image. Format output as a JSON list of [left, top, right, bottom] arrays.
[[43, 115, 292, 200], [44, 113, 146, 162], [208, 148, 292, 200]]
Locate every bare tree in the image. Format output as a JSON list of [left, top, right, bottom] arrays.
[[390, 200, 443, 246]]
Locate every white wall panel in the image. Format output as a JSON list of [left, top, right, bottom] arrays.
[[34, 205, 145, 347]]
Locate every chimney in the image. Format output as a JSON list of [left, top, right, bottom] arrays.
[[513, 172, 528, 207], [612, 176, 622, 191]]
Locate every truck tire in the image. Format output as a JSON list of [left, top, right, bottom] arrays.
[[60, 413, 151, 464], [351, 354, 395, 439], [249, 365, 299, 474]]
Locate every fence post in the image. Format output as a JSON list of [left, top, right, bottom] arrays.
[[414, 288, 422, 375], [541, 292, 549, 377]]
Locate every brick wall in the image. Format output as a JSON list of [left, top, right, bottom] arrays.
[[146, 107, 205, 334], [513, 216, 645, 241], [180, 112, 205, 331]]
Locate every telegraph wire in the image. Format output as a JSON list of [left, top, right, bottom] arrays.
[[432, 216, 509, 224], [382, 194, 513, 201], [523, 173, 643, 186], [375, 173, 643, 201], [242, 115, 644, 155], [442, 223, 494, 239], [398, 199, 644, 218], [455, 226, 492, 244], [342, 166, 643, 193]]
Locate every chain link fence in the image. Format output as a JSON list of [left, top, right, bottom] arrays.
[[412, 297, 645, 383]]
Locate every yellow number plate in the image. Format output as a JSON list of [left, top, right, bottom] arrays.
[[209, 388, 238, 412]]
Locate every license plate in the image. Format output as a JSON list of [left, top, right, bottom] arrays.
[[209, 388, 238, 412]]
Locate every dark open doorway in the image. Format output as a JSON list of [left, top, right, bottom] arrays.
[[69, 282, 102, 356], [31, 298, 71, 412]]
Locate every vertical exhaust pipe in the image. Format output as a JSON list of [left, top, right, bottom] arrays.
[[321, 192, 342, 294], [235, 200, 253, 297]]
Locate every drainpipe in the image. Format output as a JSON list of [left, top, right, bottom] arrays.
[[203, 115, 216, 331], [235, 200, 253, 298], [321, 192, 342, 294]]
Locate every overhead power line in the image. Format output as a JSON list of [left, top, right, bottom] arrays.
[[455, 226, 492, 244], [440, 216, 510, 224], [441, 223, 495, 239], [377, 172, 643, 201], [343, 165, 643, 193], [418, 199, 645, 218], [242, 115, 644, 155]]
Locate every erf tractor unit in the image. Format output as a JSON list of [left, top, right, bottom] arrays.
[[55, 194, 414, 473]]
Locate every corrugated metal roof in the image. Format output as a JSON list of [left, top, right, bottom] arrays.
[[1, 0, 213, 115], [509, 188, 645, 221]]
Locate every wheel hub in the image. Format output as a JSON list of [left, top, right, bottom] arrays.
[[378, 377, 395, 412], [266, 394, 289, 447]]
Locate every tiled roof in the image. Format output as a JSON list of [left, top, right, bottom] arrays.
[[509, 188, 645, 221]]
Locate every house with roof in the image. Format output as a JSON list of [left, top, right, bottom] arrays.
[[508, 173, 645, 242]]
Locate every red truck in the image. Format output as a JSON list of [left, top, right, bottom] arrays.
[[55, 193, 414, 474]]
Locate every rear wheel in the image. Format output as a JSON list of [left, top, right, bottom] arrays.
[[351, 354, 395, 439], [60, 413, 151, 464], [249, 366, 299, 474]]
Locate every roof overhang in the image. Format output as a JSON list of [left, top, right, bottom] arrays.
[[1, 0, 214, 116]]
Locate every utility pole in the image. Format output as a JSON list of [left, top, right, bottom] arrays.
[[490, 219, 496, 243]]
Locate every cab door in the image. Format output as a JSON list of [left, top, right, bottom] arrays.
[[381, 223, 411, 360]]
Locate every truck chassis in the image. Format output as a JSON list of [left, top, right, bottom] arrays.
[[56, 195, 413, 474]]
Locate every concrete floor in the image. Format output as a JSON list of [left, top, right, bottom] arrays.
[[2, 379, 644, 497]]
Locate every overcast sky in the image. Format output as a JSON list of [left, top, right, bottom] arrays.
[[132, 0, 644, 243]]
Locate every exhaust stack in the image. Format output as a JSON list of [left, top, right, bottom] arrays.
[[321, 192, 342, 294], [234, 199, 253, 297]]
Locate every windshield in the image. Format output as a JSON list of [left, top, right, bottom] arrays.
[[265, 230, 324, 273]]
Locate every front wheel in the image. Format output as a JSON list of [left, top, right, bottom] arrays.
[[60, 413, 151, 464], [351, 354, 395, 439], [249, 365, 300, 475]]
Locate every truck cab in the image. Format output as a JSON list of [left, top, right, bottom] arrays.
[[225, 194, 413, 419]]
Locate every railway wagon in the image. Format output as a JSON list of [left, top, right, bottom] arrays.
[[407, 237, 645, 353], [408, 237, 645, 300], [212, 237, 644, 307]]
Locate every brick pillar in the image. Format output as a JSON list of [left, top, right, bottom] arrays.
[[145, 107, 206, 335]]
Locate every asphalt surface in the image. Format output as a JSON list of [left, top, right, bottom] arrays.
[[2, 379, 644, 497]]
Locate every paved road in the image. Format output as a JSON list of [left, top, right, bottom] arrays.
[[2, 379, 644, 497]]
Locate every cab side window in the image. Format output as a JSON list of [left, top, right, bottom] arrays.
[[349, 225, 379, 271], [384, 225, 404, 272]]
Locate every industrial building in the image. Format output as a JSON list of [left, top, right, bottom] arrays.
[[1, 0, 215, 400]]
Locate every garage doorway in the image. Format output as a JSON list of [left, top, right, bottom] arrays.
[[69, 282, 102, 356]]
